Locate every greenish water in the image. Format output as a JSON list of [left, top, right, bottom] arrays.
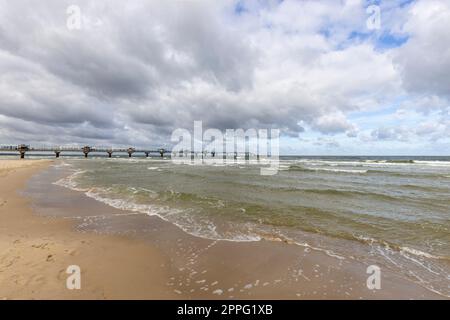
[[52, 156, 450, 296]]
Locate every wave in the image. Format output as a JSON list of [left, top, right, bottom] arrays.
[[354, 235, 448, 261], [53, 172, 261, 242], [354, 235, 450, 297], [84, 187, 349, 259], [51, 171, 356, 261], [50, 162, 73, 169], [414, 160, 450, 167], [288, 162, 443, 175], [296, 188, 401, 201], [366, 170, 449, 179], [294, 159, 450, 168], [385, 160, 415, 164], [400, 246, 445, 260], [256, 232, 346, 260], [53, 170, 88, 191], [309, 167, 368, 174], [85, 188, 263, 242], [399, 184, 449, 193], [288, 165, 367, 174]]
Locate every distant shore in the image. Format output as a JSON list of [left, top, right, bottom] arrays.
[[0, 159, 444, 299]]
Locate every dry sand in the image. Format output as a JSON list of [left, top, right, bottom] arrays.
[[0, 159, 174, 299]]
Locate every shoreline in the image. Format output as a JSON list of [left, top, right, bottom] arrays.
[[0, 160, 175, 299], [0, 159, 445, 299]]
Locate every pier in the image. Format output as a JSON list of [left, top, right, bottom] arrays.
[[0, 144, 263, 160], [0, 144, 169, 159]]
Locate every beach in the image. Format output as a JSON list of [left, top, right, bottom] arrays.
[[0, 160, 173, 299], [0, 158, 447, 299]]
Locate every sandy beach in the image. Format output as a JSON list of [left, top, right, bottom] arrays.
[[0, 159, 174, 299], [0, 159, 445, 299]]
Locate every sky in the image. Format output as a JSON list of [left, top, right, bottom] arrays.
[[0, 0, 449, 155]]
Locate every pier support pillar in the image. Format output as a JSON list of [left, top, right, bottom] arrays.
[[127, 148, 135, 158], [17, 144, 29, 159], [82, 146, 91, 159]]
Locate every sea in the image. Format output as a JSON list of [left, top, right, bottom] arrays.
[[7, 154, 450, 297]]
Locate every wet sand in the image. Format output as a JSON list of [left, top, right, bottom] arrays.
[[0, 160, 174, 299], [0, 159, 444, 299]]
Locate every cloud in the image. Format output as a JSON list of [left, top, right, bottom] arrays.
[[371, 127, 411, 142], [312, 112, 355, 134], [0, 0, 448, 154], [393, 0, 450, 99]]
